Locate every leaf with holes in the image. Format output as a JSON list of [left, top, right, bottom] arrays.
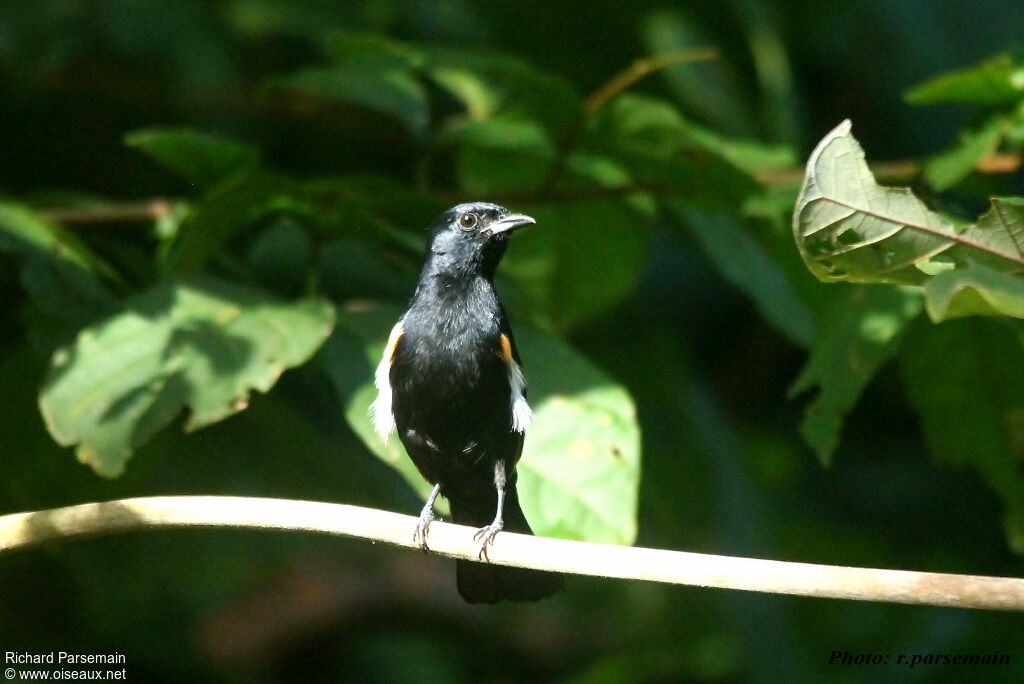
[[39, 279, 335, 477], [324, 304, 641, 544], [794, 120, 1024, 285]]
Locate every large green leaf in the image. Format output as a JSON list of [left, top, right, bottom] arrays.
[[125, 128, 261, 188], [904, 53, 1024, 106], [39, 279, 335, 477], [789, 286, 922, 463], [793, 120, 1024, 285], [324, 304, 641, 544], [924, 263, 1024, 321], [900, 319, 1024, 552]]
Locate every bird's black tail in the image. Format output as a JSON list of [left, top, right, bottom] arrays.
[[449, 485, 564, 604]]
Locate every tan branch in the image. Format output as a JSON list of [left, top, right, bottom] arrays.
[[1, 496, 1021, 611], [36, 200, 177, 224]]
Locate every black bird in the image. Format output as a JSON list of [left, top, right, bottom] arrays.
[[371, 202, 563, 603]]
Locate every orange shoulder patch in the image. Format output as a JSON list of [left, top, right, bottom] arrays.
[[498, 333, 514, 365]]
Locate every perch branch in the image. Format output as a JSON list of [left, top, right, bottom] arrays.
[[1, 496, 1022, 611]]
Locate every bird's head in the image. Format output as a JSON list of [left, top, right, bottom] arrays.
[[424, 202, 535, 280]]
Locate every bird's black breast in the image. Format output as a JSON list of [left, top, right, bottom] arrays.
[[389, 283, 522, 490]]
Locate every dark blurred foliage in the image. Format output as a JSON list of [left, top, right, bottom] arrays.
[[1, 1, 1024, 682]]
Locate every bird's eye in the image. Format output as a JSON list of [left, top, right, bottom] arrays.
[[458, 213, 478, 230]]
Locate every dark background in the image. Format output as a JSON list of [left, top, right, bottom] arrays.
[[1, 1, 1023, 682]]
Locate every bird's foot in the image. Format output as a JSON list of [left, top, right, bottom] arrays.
[[472, 520, 503, 561], [413, 510, 438, 551]]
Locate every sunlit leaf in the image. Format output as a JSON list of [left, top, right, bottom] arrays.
[[324, 304, 641, 544], [39, 278, 335, 477], [924, 263, 1024, 321], [793, 120, 1024, 285]]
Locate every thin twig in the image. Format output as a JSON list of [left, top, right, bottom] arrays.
[[583, 47, 719, 117], [1, 496, 1021, 611]]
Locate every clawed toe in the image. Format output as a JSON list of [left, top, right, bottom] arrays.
[[413, 512, 437, 551], [473, 522, 503, 561]]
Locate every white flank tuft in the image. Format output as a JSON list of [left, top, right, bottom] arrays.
[[509, 359, 533, 432]]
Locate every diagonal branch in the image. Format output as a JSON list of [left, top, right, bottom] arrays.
[[1, 495, 1022, 611]]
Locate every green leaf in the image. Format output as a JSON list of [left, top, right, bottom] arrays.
[[793, 120, 1024, 285], [274, 65, 429, 138], [587, 93, 794, 175], [423, 46, 582, 140], [923, 115, 1006, 190], [125, 128, 261, 188], [582, 95, 762, 211], [670, 205, 815, 347], [446, 116, 557, 198], [427, 66, 502, 121], [39, 278, 335, 477], [789, 286, 923, 463], [905, 53, 1024, 106], [0, 201, 118, 325], [167, 171, 307, 273], [900, 318, 1024, 552], [328, 33, 426, 70], [924, 263, 1024, 321], [325, 304, 641, 544]]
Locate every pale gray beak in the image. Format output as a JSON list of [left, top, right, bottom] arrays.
[[486, 213, 536, 235]]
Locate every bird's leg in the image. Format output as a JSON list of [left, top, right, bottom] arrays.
[[414, 483, 442, 551], [473, 461, 506, 561]]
